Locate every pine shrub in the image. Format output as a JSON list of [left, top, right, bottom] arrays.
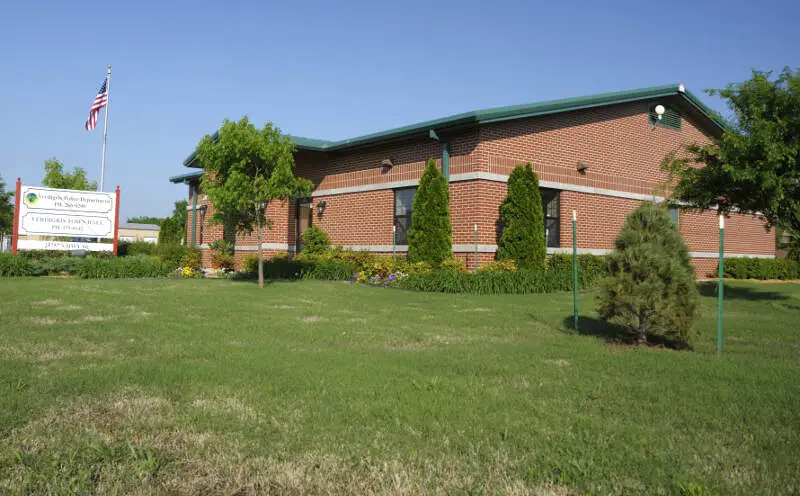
[[497, 164, 546, 270], [408, 159, 452, 266], [597, 202, 698, 347]]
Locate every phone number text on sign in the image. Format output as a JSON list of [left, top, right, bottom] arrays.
[[20, 213, 113, 237]]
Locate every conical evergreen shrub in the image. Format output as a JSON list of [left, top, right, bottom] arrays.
[[408, 159, 452, 266], [497, 163, 546, 270], [597, 202, 699, 347]]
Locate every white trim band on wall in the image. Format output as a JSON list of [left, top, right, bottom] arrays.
[[311, 172, 667, 203], [197, 243, 774, 259]]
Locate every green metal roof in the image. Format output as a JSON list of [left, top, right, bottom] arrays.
[[169, 169, 204, 184], [178, 84, 724, 170]]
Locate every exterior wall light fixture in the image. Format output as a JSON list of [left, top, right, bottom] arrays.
[[317, 200, 327, 216]]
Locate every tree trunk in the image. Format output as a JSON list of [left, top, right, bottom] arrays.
[[256, 219, 264, 289]]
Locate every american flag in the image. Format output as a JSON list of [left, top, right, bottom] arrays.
[[84, 78, 108, 131]]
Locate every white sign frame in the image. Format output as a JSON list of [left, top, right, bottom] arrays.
[[12, 180, 121, 254], [18, 186, 116, 238]]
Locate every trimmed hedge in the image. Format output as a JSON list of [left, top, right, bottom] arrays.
[[398, 269, 570, 295], [0, 253, 36, 276], [117, 241, 156, 257], [76, 255, 174, 279], [1, 253, 173, 278], [240, 257, 356, 281], [724, 257, 800, 280], [546, 254, 608, 289]]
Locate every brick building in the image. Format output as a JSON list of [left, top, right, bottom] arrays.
[[169, 84, 775, 276]]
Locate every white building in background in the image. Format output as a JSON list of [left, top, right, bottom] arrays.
[[117, 223, 160, 244]]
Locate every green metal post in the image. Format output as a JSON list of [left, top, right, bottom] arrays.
[[572, 210, 578, 331], [718, 214, 724, 356], [392, 225, 396, 260], [473, 223, 478, 273], [190, 183, 197, 248]]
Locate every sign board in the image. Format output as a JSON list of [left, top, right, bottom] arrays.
[[11, 180, 121, 255], [18, 186, 116, 238], [17, 240, 113, 252]]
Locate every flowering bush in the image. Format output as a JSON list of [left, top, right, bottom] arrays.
[[173, 266, 204, 278], [440, 257, 466, 272], [209, 239, 235, 270]]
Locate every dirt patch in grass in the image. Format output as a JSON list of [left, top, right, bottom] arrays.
[[350, 317, 367, 323], [83, 315, 109, 322], [27, 317, 58, 325], [458, 307, 492, 313], [56, 305, 82, 311], [273, 305, 296, 310], [33, 299, 61, 306], [301, 316, 328, 323], [545, 359, 571, 367], [191, 397, 260, 423]]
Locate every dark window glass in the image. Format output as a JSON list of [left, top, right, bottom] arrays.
[[541, 189, 560, 248], [668, 205, 680, 226], [394, 187, 416, 245]]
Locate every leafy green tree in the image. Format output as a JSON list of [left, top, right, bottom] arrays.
[[0, 175, 14, 237], [157, 200, 189, 245], [407, 159, 452, 266], [597, 202, 699, 347], [663, 68, 800, 231], [497, 163, 546, 270], [194, 117, 311, 287], [126, 216, 163, 225], [41, 158, 97, 191]]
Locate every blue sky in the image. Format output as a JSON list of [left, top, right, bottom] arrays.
[[1, 0, 796, 219]]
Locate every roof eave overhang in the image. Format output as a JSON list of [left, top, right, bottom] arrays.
[[176, 84, 726, 172]]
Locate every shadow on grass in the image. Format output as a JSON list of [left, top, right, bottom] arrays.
[[561, 316, 690, 350], [697, 281, 789, 301]]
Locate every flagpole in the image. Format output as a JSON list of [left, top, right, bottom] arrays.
[[99, 64, 111, 192]]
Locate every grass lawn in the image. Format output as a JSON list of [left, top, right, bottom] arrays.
[[0, 278, 798, 495]]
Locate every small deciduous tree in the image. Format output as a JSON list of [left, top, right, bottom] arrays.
[[194, 117, 311, 288], [157, 200, 189, 245], [662, 68, 800, 231], [42, 158, 97, 191], [597, 202, 699, 347], [497, 163, 546, 270], [408, 159, 452, 266]]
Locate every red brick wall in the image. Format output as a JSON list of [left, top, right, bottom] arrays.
[[475, 98, 710, 196], [314, 190, 394, 246]]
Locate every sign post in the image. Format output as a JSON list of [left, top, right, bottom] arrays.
[[718, 214, 724, 356], [11, 178, 21, 255], [392, 225, 396, 260], [113, 186, 121, 255], [572, 210, 579, 331]]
